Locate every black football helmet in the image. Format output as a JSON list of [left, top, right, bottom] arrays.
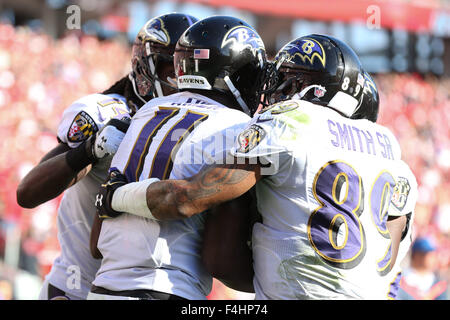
[[269, 34, 367, 119], [174, 15, 269, 115], [351, 71, 379, 122], [130, 13, 198, 103]]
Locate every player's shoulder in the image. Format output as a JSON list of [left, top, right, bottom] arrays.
[[257, 99, 323, 124], [136, 91, 250, 123], [61, 93, 128, 119], [395, 159, 417, 186], [208, 105, 250, 124], [73, 93, 109, 104], [260, 99, 304, 116], [249, 99, 317, 138], [58, 93, 129, 146], [132, 92, 187, 118], [186, 106, 250, 144]]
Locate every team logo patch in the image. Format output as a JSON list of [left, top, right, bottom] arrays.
[[68, 111, 98, 143], [282, 38, 326, 68], [222, 26, 265, 54], [141, 18, 170, 45], [237, 124, 266, 153], [391, 177, 411, 211]]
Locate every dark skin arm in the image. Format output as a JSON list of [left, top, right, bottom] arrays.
[[90, 214, 103, 259], [202, 190, 257, 293], [146, 161, 262, 221], [16, 142, 91, 208]]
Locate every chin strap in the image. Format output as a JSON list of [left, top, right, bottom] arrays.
[[224, 75, 251, 115]]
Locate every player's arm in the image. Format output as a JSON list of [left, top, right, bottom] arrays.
[[201, 190, 257, 293], [96, 160, 262, 221], [150, 161, 261, 220], [17, 118, 130, 209], [386, 161, 417, 268], [16, 141, 93, 208], [90, 214, 103, 259], [97, 114, 288, 220]]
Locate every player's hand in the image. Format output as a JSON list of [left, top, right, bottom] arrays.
[[86, 117, 131, 161], [96, 170, 128, 219]]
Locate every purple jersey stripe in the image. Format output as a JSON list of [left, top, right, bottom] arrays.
[[149, 111, 208, 180], [124, 108, 179, 182]]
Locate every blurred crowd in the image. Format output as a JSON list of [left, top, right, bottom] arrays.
[[0, 23, 448, 300]]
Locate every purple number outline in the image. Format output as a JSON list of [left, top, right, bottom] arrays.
[[370, 170, 396, 275], [124, 107, 179, 182], [307, 160, 366, 269], [124, 107, 208, 182], [308, 160, 398, 275], [387, 272, 402, 300], [149, 110, 209, 180]]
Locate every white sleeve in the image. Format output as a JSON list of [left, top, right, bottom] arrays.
[[388, 161, 418, 217], [57, 94, 130, 149]]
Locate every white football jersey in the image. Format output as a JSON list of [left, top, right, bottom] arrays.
[[231, 99, 416, 300], [93, 92, 250, 300], [45, 93, 130, 299]]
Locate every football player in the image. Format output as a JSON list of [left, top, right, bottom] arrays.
[[87, 15, 269, 300], [16, 13, 197, 300], [97, 34, 418, 299]]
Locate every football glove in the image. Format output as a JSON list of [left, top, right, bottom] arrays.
[[96, 169, 128, 219], [86, 117, 131, 161]]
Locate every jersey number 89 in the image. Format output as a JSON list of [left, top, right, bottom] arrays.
[[307, 160, 395, 275]]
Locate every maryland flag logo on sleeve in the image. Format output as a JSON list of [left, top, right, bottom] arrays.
[[237, 124, 266, 153], [68, 111, 98, 143], [391, 177, 411, 211]]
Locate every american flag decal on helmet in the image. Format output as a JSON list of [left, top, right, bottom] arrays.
[[194, 49, 210, 59]]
